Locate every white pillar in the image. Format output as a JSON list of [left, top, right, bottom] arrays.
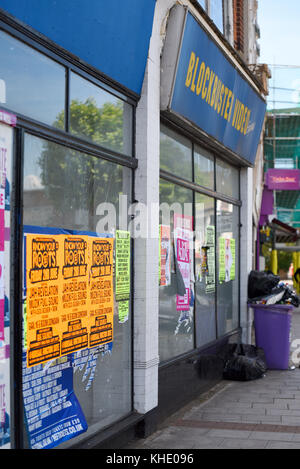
[[133, 6, 161, 414], [240, 166, 253, 344]]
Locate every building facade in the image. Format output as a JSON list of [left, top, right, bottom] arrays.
[[0, 0, 267, 449]]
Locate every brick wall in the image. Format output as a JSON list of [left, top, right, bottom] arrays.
[[233, 0, 244, 53]]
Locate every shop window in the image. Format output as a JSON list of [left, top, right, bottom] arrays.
[[0, 25, 136, 448], [209, 0, 224, 33], [0, 30, 134, 158], [159, 180, 194, 362], [23, 134, 131, 231], [160, 125, 193, 181], [194, 145, 215, 190], [70, 72, 133, 156], [0, 30, 65, 127], [216, 158, 240, 199], [159, 125, 241, 363], [23, 133, 133, 446], [195, 193, 216, 347], [196, 0, 224, 34], [216, 201, 240, 336]]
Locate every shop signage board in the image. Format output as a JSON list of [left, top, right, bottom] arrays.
[[161, 6, 266, 165], [0, 0, 156, 95], [266, 169, 300, 190]]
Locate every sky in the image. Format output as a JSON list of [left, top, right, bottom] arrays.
[[257, 0, 300, 110]]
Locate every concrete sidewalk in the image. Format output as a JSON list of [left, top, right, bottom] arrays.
[[124, 306, 300, 449]]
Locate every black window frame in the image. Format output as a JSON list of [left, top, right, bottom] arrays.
[[159, 117, 241, 365], [0, 13, 138, 449]]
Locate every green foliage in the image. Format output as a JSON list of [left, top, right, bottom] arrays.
[[278, 250, 293, 273], [38, 98, 125, 221]]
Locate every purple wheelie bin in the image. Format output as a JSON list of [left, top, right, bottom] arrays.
[[250, 304, 294, 370]]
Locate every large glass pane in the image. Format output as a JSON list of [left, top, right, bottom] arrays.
[[216, 158, 239, 199], [159, 180, 194, 362], [23, 133, 132, 447], [194, 144, 215, 189], [210, 0, 224, 33], [197, 0, 206, 8], [160, 125, 193, 181], [23, 134, 131, 231], [195, 194, 216, 347], [216, 201, 240, 336], [0, 30, 65, 127], [70, 72, 133, 156]]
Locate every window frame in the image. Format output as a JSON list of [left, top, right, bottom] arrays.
[[0, 17, 138, 167], [159, 119, 241, 365], [0, 15, 137, 449]]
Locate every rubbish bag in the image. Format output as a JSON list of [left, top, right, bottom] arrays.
[[223, 343, 267, 381], [280, 283, 300, 307], [248, 270, 280, 300]]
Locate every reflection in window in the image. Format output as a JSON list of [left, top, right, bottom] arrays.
[[194, 145, 215, 189], [160, 125, 192, 181], [196, 0, 224, 33], [216, 201, 239, 336], [69, 73, 133, 156], [195, 194, 216, 346], [159, 180, 194, 362], [0, 30, 65, 127], [210, 0, 224, 33], [23, 134, 132, 232], [216, 158, 239, 199]]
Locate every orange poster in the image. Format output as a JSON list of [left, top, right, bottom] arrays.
[[25, 233, 114, 368], [88, 237, 114, 350]]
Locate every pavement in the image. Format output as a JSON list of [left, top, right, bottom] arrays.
[[124, 305, 300, 450]]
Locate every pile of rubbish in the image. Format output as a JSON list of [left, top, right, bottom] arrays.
[[222, 343, 267, 382], [247, 270, 300, 307], [220, 271, 300, 382]]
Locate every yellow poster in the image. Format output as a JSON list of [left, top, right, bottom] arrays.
[[26, 233, 114, 368], [60, 235, 90, 358], [26, 234, 62, 368], [88, 237, 114, 349]]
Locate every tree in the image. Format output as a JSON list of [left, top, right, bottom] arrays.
[[38, 98, 126, 228]]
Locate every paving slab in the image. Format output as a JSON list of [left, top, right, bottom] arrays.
[[123, 306, 300, 450]]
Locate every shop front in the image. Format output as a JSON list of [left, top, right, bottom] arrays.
[[0, 0, 156, 449], [0, 0, 267, 450], [156, 3, 267, 420]]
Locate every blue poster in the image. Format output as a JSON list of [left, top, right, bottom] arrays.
[[22, 353, 87, 449]]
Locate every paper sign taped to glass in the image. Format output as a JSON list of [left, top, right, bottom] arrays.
[[160, 225, 171, 287], [25, 233, 114, 367], [219, 237, 235, 283], [174, 214, 193, 311], [115, 230, 131, 301]]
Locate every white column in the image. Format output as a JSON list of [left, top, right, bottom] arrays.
[[240, 166, 254, 344], [133, 6, 161, 414]]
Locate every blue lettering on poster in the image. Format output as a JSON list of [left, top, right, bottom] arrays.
[[22, 353, 87, 449]]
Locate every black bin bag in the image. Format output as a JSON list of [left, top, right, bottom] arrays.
[[223, 344, 267, 381], [248, 270, 280, 300]]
